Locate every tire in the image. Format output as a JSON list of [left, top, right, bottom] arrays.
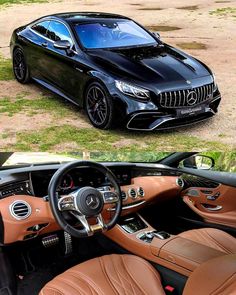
[[85, 82, 115, 130], [13, 47, 31, 84]]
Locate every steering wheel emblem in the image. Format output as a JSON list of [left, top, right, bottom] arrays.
[[187, 91, 198, 106], [86, 194, 100, 209]]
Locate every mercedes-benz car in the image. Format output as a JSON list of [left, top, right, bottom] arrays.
[[10, 12, 221, 130], [0, 152, 235, 295]]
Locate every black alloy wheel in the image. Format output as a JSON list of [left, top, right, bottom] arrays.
[[85, 82, 114, 129], [13, 48, 30, 83]]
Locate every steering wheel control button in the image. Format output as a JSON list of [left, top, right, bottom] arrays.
[[58, 195, 76, 211], [103, 191, 119, 203], [76, 187, 104, 217]]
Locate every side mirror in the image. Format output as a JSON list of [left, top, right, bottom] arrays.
[[152, 32, 161, 39], [181, 155, 215, 170], [54, 40, 71, 50]]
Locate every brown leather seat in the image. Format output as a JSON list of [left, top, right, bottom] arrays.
[[40, 253, 236, 295], [178, 228, 236, 254], [39, 254, 166, 295]]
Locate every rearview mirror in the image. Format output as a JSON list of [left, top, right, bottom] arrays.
[[54, 40, 71, 50], [152, 32, 161, 39], [181, 155, 215, 170]]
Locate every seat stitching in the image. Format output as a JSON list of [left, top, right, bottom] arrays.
[[53, 276, 86, 295], [98, 256, 119, 295], [203, 229, 233, 254], [42, 286, 68, 295], [109, 255, 132, 295], [210, 272, 236, 295], [125, 256, 162, 283], [121, 255, 149, 295], [179, 230, 231, 254], [115, 257, 138, 295], [68, 271, 104, 295]]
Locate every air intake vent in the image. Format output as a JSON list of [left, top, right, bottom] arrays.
[[176, 178, 185, 188], [128, 188, 137, 199], [10, 200, 31, 220], [121, 191, 127, 201], [137, 187, 145, 197]]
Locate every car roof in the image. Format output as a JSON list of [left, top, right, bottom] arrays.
[[48, 12, 130, 24]]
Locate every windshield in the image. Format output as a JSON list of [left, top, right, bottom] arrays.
[[1, 152, 172, 166], [74, 20, 157, 49]]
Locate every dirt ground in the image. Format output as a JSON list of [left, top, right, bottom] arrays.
[[0, 0, 236, 146]]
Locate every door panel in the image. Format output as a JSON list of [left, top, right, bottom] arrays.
[[181, 184, 236, 228]]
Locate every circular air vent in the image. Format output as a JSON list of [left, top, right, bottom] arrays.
[[137, 187, 145, 197], [121, 191, 128, 201], [10, 200, 32, 220], [128, 188, 137, 199], [176, 178, 184, 188]]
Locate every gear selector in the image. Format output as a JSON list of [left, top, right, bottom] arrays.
[[138, 230, 171, 243]]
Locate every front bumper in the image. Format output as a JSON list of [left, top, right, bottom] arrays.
[[126, 95, 221, 131]]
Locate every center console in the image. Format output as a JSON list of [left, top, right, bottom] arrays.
[[105, 214, 225, 277]]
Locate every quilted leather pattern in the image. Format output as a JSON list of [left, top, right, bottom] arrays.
[[39, 254, 165, 295], [178, 228, 236, 254]]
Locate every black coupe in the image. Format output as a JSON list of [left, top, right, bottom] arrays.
[[10, 12, 221, 130]]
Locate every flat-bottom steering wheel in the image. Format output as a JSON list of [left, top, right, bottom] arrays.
[[48, 161, 122, 238]]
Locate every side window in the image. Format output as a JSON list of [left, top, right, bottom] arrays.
[[31, 21, 50, 36], [47, 21, 72, 43]]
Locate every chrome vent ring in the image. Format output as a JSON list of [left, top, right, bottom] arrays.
[[128, 188, 137, 199], [121, 191, 128, 201], [137, 187, 145, 197], [176, 178, 185, 188], [9, 200, 32, 220]]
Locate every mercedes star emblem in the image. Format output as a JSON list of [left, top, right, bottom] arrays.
[[86, 195, 100, 209], [186, 91, 198, 106]]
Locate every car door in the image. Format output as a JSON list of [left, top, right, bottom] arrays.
[[40, 20, 84, 100], [178, 153, 236, 230], [24, 20, 51, 80]]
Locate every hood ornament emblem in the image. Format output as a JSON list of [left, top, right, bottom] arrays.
[[186, 80, 191, 84]]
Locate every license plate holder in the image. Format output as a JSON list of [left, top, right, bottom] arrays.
[[176, 105, 205, 117]]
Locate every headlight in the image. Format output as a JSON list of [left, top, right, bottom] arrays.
[[115, 80, 150, 100], [212, 73, 217, 91]]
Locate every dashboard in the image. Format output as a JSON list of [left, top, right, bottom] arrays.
[[0, 162, 225, 244], [0, 164, 183, 200]]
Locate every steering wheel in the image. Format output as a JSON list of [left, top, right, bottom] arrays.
[[48, 161, 122, 238]]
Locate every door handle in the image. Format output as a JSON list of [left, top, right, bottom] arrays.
[[41, 42, 48, 47], [201, 204, 222, 211]]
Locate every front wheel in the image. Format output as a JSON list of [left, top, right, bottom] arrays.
[[85, 82, 115, 130], [13, 47, 30, 84]]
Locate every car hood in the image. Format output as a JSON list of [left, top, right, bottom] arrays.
[[86, 45, 211, 84]]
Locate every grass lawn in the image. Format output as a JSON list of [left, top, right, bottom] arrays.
[[0, 92, 234, 152], [0, 55, 13, 80], [1, 123, 232, 152], [0, 0, 47, 6]]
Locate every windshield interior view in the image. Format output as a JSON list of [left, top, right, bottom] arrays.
[[0, 152, 235, 295]]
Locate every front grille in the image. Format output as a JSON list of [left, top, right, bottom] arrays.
[[159, 83, 214, 108]]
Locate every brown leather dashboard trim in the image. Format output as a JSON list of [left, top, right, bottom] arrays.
[[0, 195, 60, 244], [119, 176, 181, 216]]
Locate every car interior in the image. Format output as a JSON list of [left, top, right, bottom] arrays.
[[0, 152, 236, 295]]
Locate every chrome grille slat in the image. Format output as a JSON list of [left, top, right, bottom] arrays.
[[159, 83, 214, 108]]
